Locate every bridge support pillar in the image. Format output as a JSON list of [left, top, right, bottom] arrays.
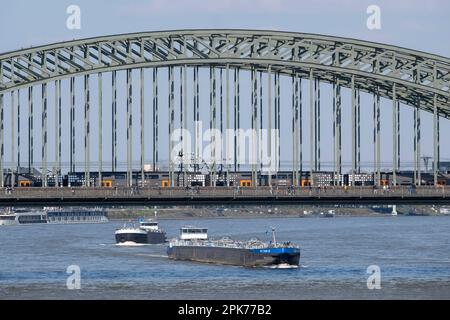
[[392, 83, 398, 186], [433, 63, 440, 187], [251, 67, 257, 188], [210, 66, 217, 187], [438, 111, 440, 176], [357, 88, 361, 174], [334, 81, 342, 186], [28, 87, 33, 175], [153, 68, 158, 172], [351, 76, 356, 186], [313, 79, 317, 172], [372, 90, 381, 187], [233, 67, 239, 172], [140, 68, 145, 187], [267, 66, 272, 187], [84, 75, 90, 187], [333, 82, 336, 185], [168, 66, 174, 187], [274, 72, 280, 174], [291, 75, 296, 186], [70, 77, 75, 174], [98, 74, 102, 187], [433, 93, 438, 186], [0, 93, 3, 187], [41, 84, 47, 187], [418, 107, 421, 186], [11, 92, 15, 187], [126, 69, 133, 187], [376, 92, 381, 187], [397, 100, 401, 171], [182, 65, 187, 187], [309, 69, 314, 186], [220, 68, 225, 183], [193, 66, 199, 172], [414, 102, 421, 186], [315, 79, 321, 171], [112, 71, 117, 172], [299, 76, 303, 187], [226, 64, 230, 187], [55, 80, 61, 187], [259, 71, 263, 185], [233, 68, 240, 173], [292, 74, 300, 187], [17, 90, 21, 178]]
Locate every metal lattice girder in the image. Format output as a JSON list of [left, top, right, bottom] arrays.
[[0, 29, 449, 117]]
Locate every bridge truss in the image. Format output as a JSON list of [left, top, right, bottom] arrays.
[[0, 29, 449, 187]]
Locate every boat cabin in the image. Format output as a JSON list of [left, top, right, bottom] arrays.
[[139, 220, 159, 231], [180, 226, 208, 240]]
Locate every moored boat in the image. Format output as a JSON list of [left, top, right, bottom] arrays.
[[321, 209, 336, 218], [0, 207, 108, 225]]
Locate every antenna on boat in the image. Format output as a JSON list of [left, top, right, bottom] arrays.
[[270, 226, 276, 245]]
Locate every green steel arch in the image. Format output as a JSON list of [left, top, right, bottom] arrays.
[[0, 29, 449, 116]]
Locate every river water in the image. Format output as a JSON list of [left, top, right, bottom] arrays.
[[1, 215, 450, 299]]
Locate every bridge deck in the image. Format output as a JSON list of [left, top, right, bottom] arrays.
[[0, 186, 449, 206]]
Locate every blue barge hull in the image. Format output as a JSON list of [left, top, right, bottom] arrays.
[[167, 245, 300, 267]]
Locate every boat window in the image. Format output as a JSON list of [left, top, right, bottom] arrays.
[[0, 215, 15, 220], [182, 228, 207, 234]]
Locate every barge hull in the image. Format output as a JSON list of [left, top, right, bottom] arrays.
[[167, 245, 300, 267], [115, 231, 166, 244], [147, 232, 167, 244]]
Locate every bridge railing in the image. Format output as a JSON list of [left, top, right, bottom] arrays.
[[0, 185, 449, 200]]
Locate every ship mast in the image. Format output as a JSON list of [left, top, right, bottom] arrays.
[[271, 226, 276, 245]]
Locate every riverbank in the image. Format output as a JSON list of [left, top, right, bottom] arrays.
[[106, 205, 447, 220]]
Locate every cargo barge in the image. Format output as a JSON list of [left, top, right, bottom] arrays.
[[167, 226, 300, 267]]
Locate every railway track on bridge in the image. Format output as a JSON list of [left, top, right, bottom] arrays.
[[1, 186, 449, 206]]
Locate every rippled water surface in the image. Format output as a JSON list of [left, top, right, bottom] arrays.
[[1, 215, 450, 299]]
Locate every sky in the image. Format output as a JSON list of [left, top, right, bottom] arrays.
[[0, 0, 449, 173]]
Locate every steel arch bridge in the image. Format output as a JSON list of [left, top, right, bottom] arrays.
[[0, 29, 449, 189]]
